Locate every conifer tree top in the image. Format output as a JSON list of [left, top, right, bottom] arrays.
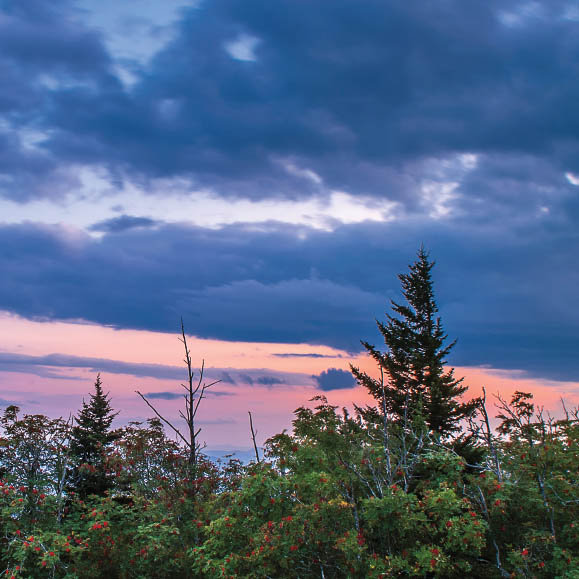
[[396, 246, 437, 322], [72, 374, 118, 457], [352, 248, 477, 437]]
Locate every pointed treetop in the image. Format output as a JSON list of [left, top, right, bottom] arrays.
[[73, 374, 118, 450], [351, 248, 477, 437]]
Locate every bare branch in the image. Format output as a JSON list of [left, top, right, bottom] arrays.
[[135, 391, 191, 449]]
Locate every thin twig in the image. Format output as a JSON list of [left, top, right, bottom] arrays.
[[135, 391, 191, 449]]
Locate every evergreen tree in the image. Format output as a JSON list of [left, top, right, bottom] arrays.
[[352, 248, 476, 437], [70, 374, 118, 497]]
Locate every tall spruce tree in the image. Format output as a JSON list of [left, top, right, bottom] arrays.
[[70, 374, 118, 497], [352, 248, 476, 437]]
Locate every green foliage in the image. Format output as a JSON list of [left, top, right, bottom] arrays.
[[360, 485, 486, 577], [0, 392, 576, 579], [470, 391, 579, 578], [263, 398, 489, 577], [108, 418, 187, 499], [0, 406, 72, 530]]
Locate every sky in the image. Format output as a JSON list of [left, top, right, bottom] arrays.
[[1, 0, 578, 451]]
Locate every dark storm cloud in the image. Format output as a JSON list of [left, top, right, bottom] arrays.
[[104, 0, 579, 198], [1, 0, 578, 206], [0, 221, 384, 349], [2, 217, 579, 381], [0, 0, 120, 201], [314, 368, 357, 391], [89, 215, 160, 233]]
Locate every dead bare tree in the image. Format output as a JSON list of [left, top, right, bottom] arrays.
[[248, 411, 261, 463], [136, 319, 220, 467], [479, 386, 503, 482]]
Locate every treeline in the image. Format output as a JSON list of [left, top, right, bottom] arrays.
[[0, 251, 577, 578]]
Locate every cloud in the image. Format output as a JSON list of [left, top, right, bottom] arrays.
[[144, 391, 182, 400], [314, 368, 356, 391], [2, 215, 579, 383], [205, 390, 236, 398], [234, 371, 301, 387], [272, 352, 342, 359], [0, 0, 119, 201], [0, 0, 577, 209], [144, 390, 233, 400], [256, 376, 285, 386], [224, 33, 260, 62], [0, 351, 313, 387], [197, 417, 236, 425], [0, 357, 85, 381], [145, 390, 234, 400], [89, 215, 160, 233], [2, 216, 579, 381], [0, 351, 185, 380]]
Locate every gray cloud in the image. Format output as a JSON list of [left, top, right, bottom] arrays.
[[238, 373, 289, 386], [273, 352, 344, 359], [2, 217, 579, 381], [197, 417, 236, 425], [314, 368, 356, 391], [145, 391, 182, 400], [0, 0, 119, 201], [89, 215, 160, 233], [144, 390, 234, 400], [0, 351, 185, 380], [256, 376, 285, 386], [0, 351, 314, 387]]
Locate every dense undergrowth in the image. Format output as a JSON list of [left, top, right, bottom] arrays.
[[0, 391, 577, 578]]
